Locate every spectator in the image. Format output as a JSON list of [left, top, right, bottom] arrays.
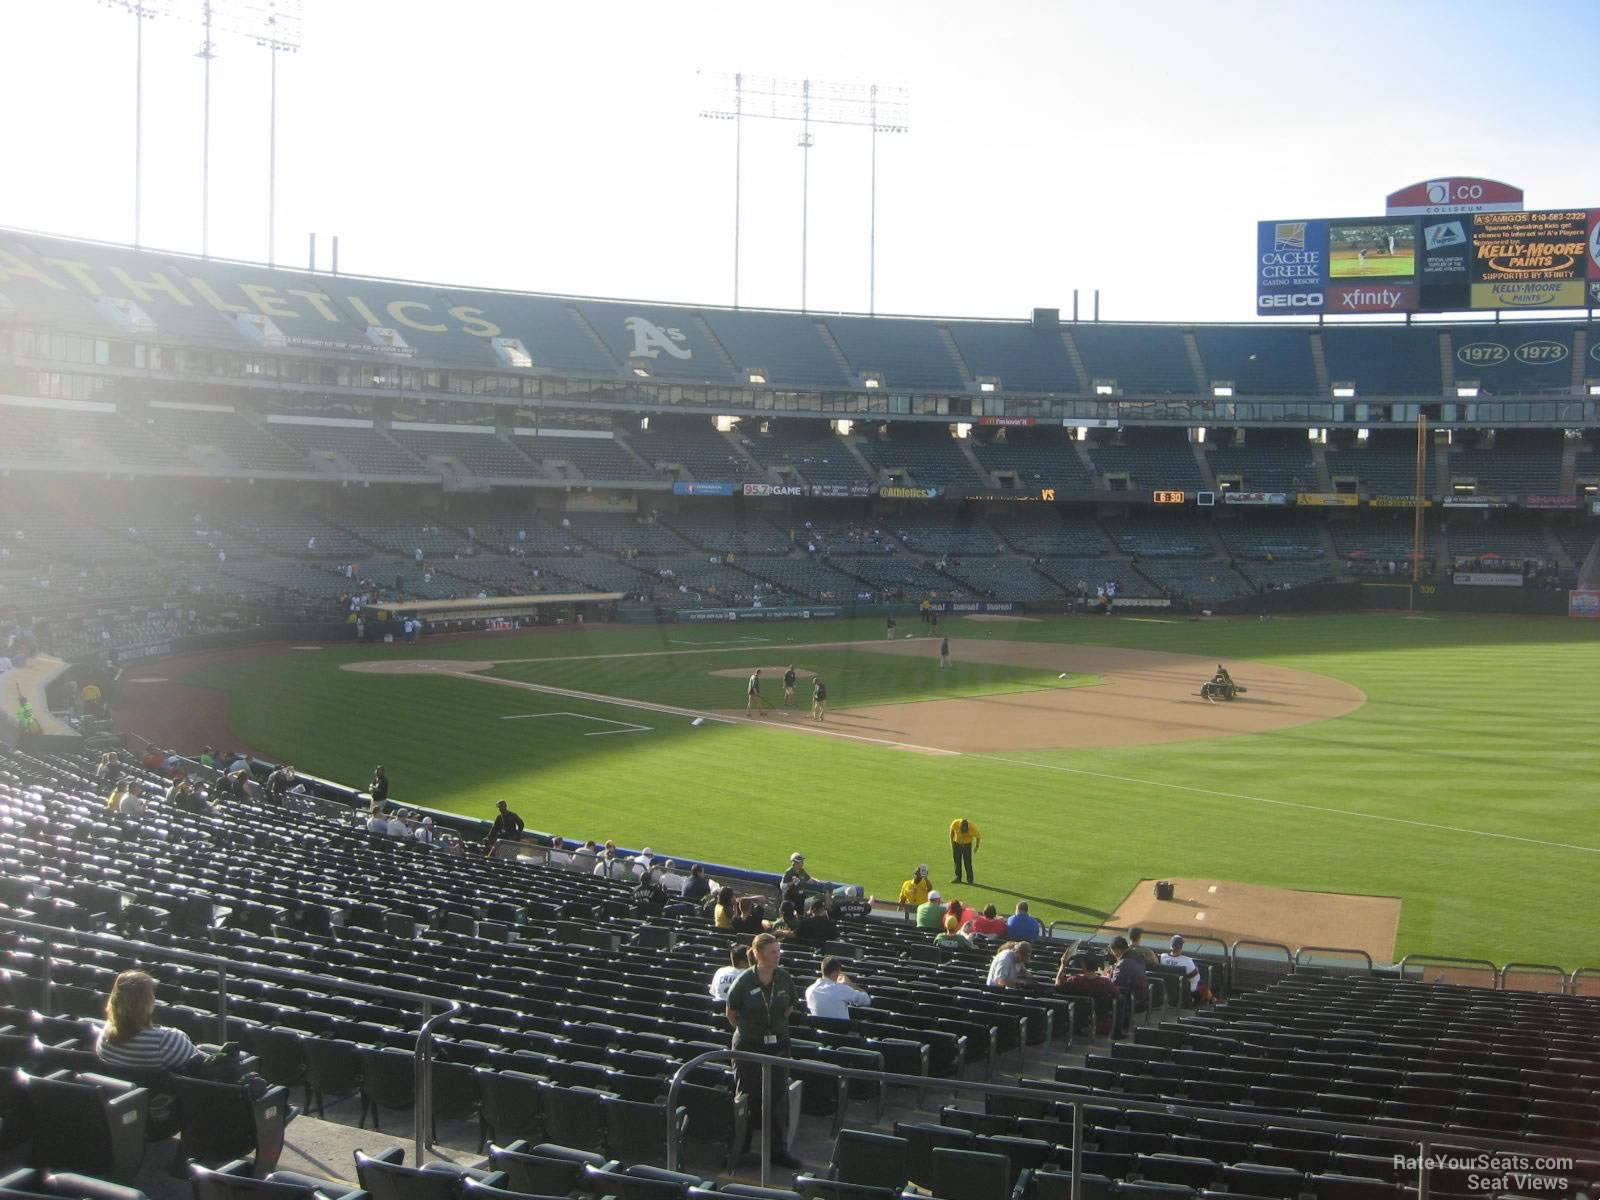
[[1160, 935, 1215, 1005], [805, 957, 871, 1021], [969, 903, 1008, 937], [95, 970, 202, 1075], [113, 780, 146, 820], [709, 944, 750, 1002], [106, 776, 135, 813], [631, 846, 656, 878], [730, 897, 766, 935], [1005, 901, 1043, 942], [682, 863, 711, 902], [795, 896, 839, 947], [711, 887, 737, 929], [633, 869, 670, 916], [570, 840, 599, 871], [985, 941, 1033, 989], [1053, 947, 1119, 1036], [898, 864, 932, 908], [657, 859, 689, 894], [264, 764, 297, 807], [94, 751, 118, 781], [384, 809, 409, 839], [915, 889, 946, 930], [593, 848, 631, 880], [724, 933, 801, 1169], [487, 800, 524, 849], [1108, 935, 1148, 1036], [781, 852, 812, 893], [1128, 926, 1160, 968], [369, 766, 389, 808], [365, 805, 389, 834], [414, 816, 436, 846], [943, 898, 966, 933]]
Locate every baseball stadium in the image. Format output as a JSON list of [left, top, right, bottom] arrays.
[[4, 10, 1600, 1197]]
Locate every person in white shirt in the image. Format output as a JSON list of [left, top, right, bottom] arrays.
[[805, 958, 871, 1021], [385, 812, 409, 838], [631, 847, 655, 878], [366, 807, 388, 834], [593, 849, 630, 880], [657, 860, 689, 895], [570, 840, 599, 872], [709, 944, 750, 1002], [1159, 935, 1214, 1004], [985, 941, 1033, 989], [414, 817, 435, 846]]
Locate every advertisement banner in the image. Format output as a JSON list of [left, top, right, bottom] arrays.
[[1470, 280, 1587, 310], [1471, 210, 1588, 282], [1521, 495, 1578, 509], [741, 482, 805, 497], [1442, 496, 1510, 508], [1295, 493, 1359, 507], [1590, 209, 1600, 278], [808, 483, 874, 498], [1419, 216, 1471, 282], [1453, 573, 1524, 587], [878, 485, 943, 500], [1224, 491, 1288, 506], [1256, 219, 1327, 314], [1111, 597, 1174, 609], [929, 601, 1020, 614], [672, 481, 734, 496], [1368, 496, 1432, 507], [1325, 283, 1418, 314], [977, 416, 1036, 427], [1569, 590, 1600, 619], [681, 606, 841, 622], [1386, 177, 1523, 216]]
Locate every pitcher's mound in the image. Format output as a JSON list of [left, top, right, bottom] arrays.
[[1109, 876, 1400, 963]]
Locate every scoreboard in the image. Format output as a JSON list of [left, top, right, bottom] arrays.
[[1257, 208, 1600, 315]]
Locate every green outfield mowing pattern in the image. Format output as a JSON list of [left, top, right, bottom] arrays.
[[179, 614, 1600, 967], [485, 648, 1099, 711]]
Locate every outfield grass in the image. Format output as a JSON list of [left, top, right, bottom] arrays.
[[180, 613, 1600, 967]]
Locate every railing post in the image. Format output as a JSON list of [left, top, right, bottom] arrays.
[[1069, 1098, 1083, 1200], [214, 966, 229, 1045], [760, 1061, 772, 1188], [415, 1000, 431, 1163], [1417, 1139, 1432, 1200], [40, 939, 54, 1009]]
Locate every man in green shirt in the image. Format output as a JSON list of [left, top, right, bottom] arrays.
[[725, 933, 802, 1169], [915, 889, 947, 930]]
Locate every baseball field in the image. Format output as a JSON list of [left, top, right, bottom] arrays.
[[131, 611, 1600, 969]]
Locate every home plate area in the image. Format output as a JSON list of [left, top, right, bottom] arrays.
[[499, 711, 653, 736]]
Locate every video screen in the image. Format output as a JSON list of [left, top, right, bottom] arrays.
[[1328, 220, 1416, 278]]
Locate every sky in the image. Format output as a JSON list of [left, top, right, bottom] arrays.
[[3, 0, 1599, 323]]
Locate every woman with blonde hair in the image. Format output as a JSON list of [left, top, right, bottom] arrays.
[[95, 970, 201, 1073]]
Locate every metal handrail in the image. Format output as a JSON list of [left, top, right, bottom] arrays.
[[1293, 945, 1375, 972], [0, 916, 460, 1164], [1397, 953, 1501, 986], [1048, 919, 1230, 963], [663, 1047, 1598, 1199], [1568, 965, 1600, 997], [1497, 962, 1570, 993]]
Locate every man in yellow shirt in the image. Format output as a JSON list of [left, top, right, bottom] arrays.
[[897, 864, 932, 908], [949, 817, 980, 885]]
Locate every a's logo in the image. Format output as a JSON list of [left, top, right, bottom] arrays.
[[1590, 221, 1600, 269], [1274, 223, 1307, 251], [625, 316, 691, 360], [1426, 180, 1451, 204], [1424, 221, 1465, 250]]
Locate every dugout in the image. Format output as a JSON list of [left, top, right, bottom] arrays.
[[359, 591, 624, 638]]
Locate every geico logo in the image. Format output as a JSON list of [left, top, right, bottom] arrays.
[[1258, 292, 1322, 308]]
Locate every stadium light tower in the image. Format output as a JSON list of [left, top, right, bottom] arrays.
[[101, 0, 171, 248], [164, 0, 302, 258], [700, 72, 909, 314]]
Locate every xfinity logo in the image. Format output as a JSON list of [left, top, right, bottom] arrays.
[[1258, 292, 1322, 309], [1424, 221, 1466, 250], [1339, 287, 1407, 311], [625, 316, 691, 360]]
